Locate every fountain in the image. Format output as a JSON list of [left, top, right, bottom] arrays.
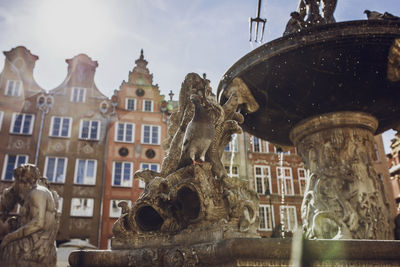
[[69, 3, 400, 266]]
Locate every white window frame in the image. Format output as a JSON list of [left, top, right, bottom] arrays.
[[44, 156, 68, 183], [112, 161, 133, 187], [125, 98, 136, 111], [252, 136, 261, 152], [280, 205, 298, 232], [259, 205, 275, 231], [5, 80, 22, 96], [142, 100, 154, 112], [70, 198, 94, 217], [264, 141, 270, 153], [71, 87, 86, 103], [141, 124, 161, 145], [109, 199, 132, 218], [115, 122, 135, 143], [139, 163, 160, 188], [1, 154, 28, 181], [0, 111, 4, 131], [10, 113, 35, 135], [49, 116, 72, 138], [225, 165, 239, 178], [298, 168, 307, 195], [277, 167, 294, 196], [74, 159, 97, 185], [254, 165, 272, 194], [79, 120, 101, 140]]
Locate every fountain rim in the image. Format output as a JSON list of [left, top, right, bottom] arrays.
[[217, 19, 400, 101]]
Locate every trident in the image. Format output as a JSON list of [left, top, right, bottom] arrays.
[[249, 0, 267, 43]]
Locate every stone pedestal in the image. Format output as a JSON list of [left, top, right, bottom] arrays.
[[69, 238, 400, 266], [290, 111, 393, 239]]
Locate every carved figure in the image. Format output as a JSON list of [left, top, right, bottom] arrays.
[[284, 0, 337, 35], [0, 164, 58, 267], [111, 74, 260, 249], [291, 113, 393, 239], [178, 94, 215, 168], [283, 12, 307, 36]]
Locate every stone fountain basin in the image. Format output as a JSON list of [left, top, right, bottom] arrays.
[[218, 20, 400, 146]]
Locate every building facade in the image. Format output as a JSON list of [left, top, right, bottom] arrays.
[[0, 46, 45, 205], [40, 54, 111, 245], [99, 50, 168, 249]]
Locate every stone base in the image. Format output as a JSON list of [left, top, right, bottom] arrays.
[[69, 238, 400, 266], [112, 221, 259, 249]]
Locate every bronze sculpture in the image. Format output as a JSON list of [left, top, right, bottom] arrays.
[[0, 164, 58, 267], [284, 0, 337, 35]]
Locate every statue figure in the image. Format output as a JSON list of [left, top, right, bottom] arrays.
[[284, 0, 337, 35], [112, 74, 260, 250], [0, 164, 58, 267]]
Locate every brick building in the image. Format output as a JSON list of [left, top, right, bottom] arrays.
[[99, 50, 168, 249]]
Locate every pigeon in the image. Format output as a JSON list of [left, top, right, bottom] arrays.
[[364, 10, 400, 21], [178, 94, 215, 168]]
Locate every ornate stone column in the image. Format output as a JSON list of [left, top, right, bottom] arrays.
[[290, 111, 393, 240]]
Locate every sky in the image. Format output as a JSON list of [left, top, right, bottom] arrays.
[[0, 0, 399, 153]]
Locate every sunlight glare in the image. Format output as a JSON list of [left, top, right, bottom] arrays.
[[34, 0, 115, 52]]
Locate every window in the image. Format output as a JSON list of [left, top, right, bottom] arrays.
[[126, 98, 136, 111], [0, 111, 4, 131], [373, 143, 380, 162], [50, 116, 71, 138], [71, 87, 86, 102], [115, 122, 135, 143], [277, 167, 294, 195], [44, 157, 67, 183], [10, 113, 35, 135], [251, 136, 269, 153], [112, 161, 133, 187], [280, 206, 297, 232], [274, 146, 290, 155], [142, 125, 160, 145], [224, 165, 239, 178], [79, 120, 100, 140], [74, 159, 97, 185], [254, 165, 271, 194], [139, 163, 159, 188], [224, 134, 238, 152], [252, 136, 261, 152], [109, 200, 132, 218], [2, 154, 28, 181], [298, 168, 307, 195], [143, 100, 153, 112], [70, 198, 94, 217], [5, 80, 22, 96], [259, 205, 274, 231]]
